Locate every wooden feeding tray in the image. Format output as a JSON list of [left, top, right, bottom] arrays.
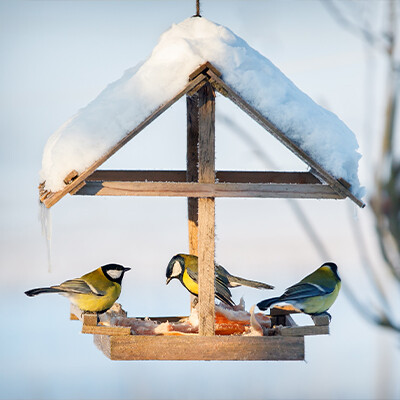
[[70, 303, 330, 361]]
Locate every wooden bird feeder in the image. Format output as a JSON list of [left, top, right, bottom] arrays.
[[41, 62, 364, 361]]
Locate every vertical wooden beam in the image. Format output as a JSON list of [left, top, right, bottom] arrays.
[[197, 82, 216, 336], [186, 95, 199, 256], [198, 197, 215, 336], [187, 94, 200, 311]]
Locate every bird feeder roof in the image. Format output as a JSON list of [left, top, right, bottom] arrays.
[[39, 17, 364, 208]]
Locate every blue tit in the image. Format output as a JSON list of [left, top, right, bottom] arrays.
[[257, 262, 341, 318], [25, 264, 131, 314], [166, 254, 274, 307]]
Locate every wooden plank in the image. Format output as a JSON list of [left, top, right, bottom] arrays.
[[198, 198, 215, 336], [41, 72, 208, 208], [269, 305, 330, 336], [63, 170, 78, 185], [280, 325, 329, 336], [82, 313, 98, 326], [187, 80, 207, 97], [93, 334, 305, 361], [270, 305, 302, 316], [74, 180, 344, 199], [198, 83, 215, 183], [86, 170, 322, 184], [197, 82, 216, 337], [69, 180, 86, 196], [206, 69, 365, 208], [189, 61, 222, 81], [82, 325, 131, 336], [311, 314, 331, 326], [70, 304, 131, 335], [187, 94, 199, 257]]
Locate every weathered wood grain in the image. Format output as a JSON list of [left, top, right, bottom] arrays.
[[85, 170, 322, 184], [280, 325, 330, 336], [197, 82, 216, 336], [198, 197, 215, 336], [187, 94, 199, 257], [74, 180, 344, 199], [93, 334, 305, 361]]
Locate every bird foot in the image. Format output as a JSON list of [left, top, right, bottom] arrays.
[[313, 311, 332, 322]]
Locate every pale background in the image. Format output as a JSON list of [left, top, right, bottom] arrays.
[[1, 1, 399, 399]]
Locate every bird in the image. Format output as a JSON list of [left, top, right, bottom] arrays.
[[166, 253, 274, 307], [257, 262, 341, 318], [25, 264, 131, 314]]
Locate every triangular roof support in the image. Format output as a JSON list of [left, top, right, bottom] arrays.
[[39, 62, 365, 209], [39, 72, 208, 208], [205, 67, 364, 208]]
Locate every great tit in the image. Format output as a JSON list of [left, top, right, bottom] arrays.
[[166, 254, 274, 307], [257, 262, 341, 318], [25, 264, 131, 314]]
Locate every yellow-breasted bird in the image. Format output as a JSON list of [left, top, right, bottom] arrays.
[[166, 254, 274, 307], [257, 262, 341, 318], [25, 264, 131, 314]]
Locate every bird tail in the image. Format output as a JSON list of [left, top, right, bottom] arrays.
[[25, 287, 62, 297], [228, 275, 274, 290], [257, 297, 281, 311]]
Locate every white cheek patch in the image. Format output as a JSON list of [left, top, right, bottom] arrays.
[[172, 261, 182, 277], [108, 270, 123, 280]]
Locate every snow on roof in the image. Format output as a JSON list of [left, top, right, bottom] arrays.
[[40, 17, 363, 198]]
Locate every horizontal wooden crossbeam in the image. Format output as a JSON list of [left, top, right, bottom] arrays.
[[72, 170, 345, 199], [86, 170, 321, 184]]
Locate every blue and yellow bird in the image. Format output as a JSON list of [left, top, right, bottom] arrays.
[[25, 264, 131, 314], [257, 262, 341, 318]]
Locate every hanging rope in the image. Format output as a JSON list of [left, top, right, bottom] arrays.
[[195, 0, 201, 17]]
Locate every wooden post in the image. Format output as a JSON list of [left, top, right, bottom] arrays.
[[197, 82, 216, 336], [186, 80, 216, 336], [187, 95, 199, 256], [187, 92, 200, 311]]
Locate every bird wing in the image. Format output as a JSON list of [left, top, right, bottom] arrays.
[[215, 275, 234, 306], [282, 282, 334, 300], [186, 264, 234, 307], [54, 279, 106, 296], [185, 266, 198, 283]]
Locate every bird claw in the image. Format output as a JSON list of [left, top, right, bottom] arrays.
[[314, 311, 331, 321]]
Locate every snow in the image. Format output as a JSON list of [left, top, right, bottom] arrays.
[[40, 17, 364, 198]]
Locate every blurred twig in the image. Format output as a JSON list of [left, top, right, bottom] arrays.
[[218, 113, 330, 260], [322, 0, 393, 52]]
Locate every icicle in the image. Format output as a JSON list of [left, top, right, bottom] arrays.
[[39, 202, 53, 272], [352, 202, 359, 221]]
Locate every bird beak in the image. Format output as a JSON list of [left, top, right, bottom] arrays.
[[123, 267, 131, 272], [166, 277, 171, 285]]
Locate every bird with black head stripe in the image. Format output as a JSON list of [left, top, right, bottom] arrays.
[[25, 264, 131, 315], [166, 253, 274, 307]]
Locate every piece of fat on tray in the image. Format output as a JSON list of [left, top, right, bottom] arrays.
[[105, 298, 271, 336]]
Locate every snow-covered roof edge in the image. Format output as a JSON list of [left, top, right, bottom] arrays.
[[39, 17, 365, 207]]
